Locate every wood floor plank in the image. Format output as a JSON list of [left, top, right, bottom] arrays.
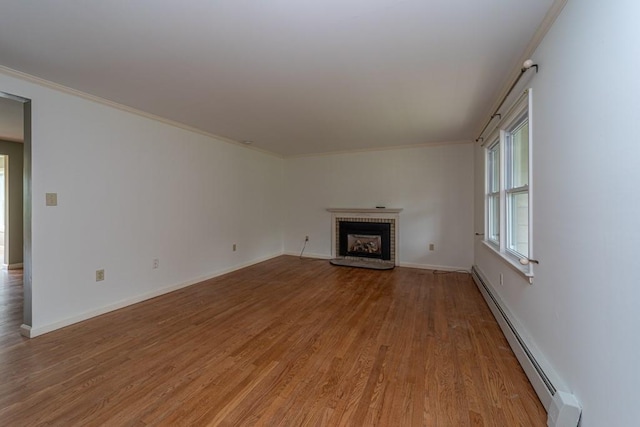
[[0, 256, 546, 425]]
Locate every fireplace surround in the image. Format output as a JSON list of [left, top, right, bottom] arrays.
[[327, 208, 402, 269]]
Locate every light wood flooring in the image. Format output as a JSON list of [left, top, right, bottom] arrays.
[[0, 256, 546, 426]]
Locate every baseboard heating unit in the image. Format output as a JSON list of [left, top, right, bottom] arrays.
[[471, 266, 581, 427]]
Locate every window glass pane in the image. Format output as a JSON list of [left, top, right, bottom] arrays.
[[508, 119, 528, 189], [488, 143, 499, 192], [507, 191, 529, 257], [488, 194, 500, 242]]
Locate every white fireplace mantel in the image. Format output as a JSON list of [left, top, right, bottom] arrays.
[[326, 208, 403, 214], [327, 208, 402, 265]]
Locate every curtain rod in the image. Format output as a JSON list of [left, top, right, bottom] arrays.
[[475, 59, 538, 143]]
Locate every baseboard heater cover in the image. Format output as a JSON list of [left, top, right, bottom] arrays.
[[471, 266, 582, 427], [548, 391, 582, 427]]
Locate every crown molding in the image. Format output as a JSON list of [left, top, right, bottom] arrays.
[[0, 65, 283, 159], [286, 139, 473, 159], [474, 0, 568, 136]]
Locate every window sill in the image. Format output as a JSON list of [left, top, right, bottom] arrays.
[[481, 240, 534, 284]]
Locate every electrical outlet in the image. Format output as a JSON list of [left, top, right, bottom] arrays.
[[305, 235, 309, 242], [233, 244, 237, 252], [96, 269, 105, 282], [500, 273, 504, 286], [153, 258, 159, 269], [429, 243, 435, 251]]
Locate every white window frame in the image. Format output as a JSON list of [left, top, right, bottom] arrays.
[[486, 139, 500, 247], [483, 89, 534, 280], [504, 116, 529, 258]]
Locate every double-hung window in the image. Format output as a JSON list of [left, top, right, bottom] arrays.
[[484, 90, 532, 272]]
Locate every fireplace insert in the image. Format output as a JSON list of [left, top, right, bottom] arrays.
[[338, 221, 391, 260]]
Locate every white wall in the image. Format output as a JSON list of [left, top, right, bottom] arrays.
[[285, 143, 474, 270], [0, 71, 284, 335], [473, 0, 640, 425]]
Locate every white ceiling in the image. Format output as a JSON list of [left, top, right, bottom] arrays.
[[0, 0, 555, 156]]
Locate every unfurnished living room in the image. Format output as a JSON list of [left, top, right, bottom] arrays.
[[0, 1, 638, 426]]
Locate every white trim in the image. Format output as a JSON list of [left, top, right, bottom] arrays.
[[19, 324, 31, 338], [472, 265, 569, 412], [287, 140, 473, 159], [327, 208, 403, 214], [475, 0, 567, 136], [482, 90, 534, 282], [284, 252, 469, 273], [481, 240, 533, 282], [527, 90, 535, 277], [0, 65, 474, 159], [284, 251, 331, 260], [3, 262, 23, 270], [399, 262, 469, 272], [0, 65, 282, 159], [24, 252, 283, 338]]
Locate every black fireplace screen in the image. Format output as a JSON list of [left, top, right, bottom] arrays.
[[338, 221, 391, 260]]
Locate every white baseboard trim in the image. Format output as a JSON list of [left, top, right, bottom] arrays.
[[20, 324, 32, 338], [283, 251, 332, 259], [471, 264, 566, 411], [283, 252, 470, 272], [399, 262, 470, 272], [3, 262, 23, 270], [26, 252, 283, 338]]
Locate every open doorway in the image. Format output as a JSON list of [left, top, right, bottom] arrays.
[[0, 97, 24, 269], [0, 91, 31, 336], [0, 155, 6, 264]]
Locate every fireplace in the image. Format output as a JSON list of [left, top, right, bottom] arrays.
[[327, 208, 402, 269], [339, 221, 391, 260]]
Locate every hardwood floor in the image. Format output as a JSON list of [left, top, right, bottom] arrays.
[[0, 256, 546, 426]]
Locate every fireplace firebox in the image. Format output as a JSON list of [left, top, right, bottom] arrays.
[[327, 208, 402, 270], [338, 221, 391, 260]]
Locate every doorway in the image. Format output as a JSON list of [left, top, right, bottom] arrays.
[[0, 91, 31, 334], [0, 155, 6, 264]]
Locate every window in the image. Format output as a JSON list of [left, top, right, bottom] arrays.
[[486, 141, 500, 244], [505, 117, 529, 257], [484, 91, 532, 270]]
